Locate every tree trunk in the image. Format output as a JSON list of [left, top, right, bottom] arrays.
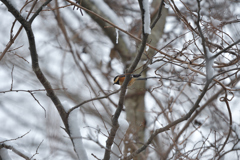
[[124, 1, 168, 159]]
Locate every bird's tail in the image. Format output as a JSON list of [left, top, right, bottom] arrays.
[[136, 77, 160, 80]]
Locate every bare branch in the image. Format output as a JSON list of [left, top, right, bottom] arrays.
[[0, 130, 31, 143], [30, 140, 44, 160], [213, 39, 240, 59], [67, 89, 120, 116], [0, 0, 38, 61], [29, 0, 53, 23], [125, 79, 211, 159], [1, 0, 69, 135], [29, 92, 46, 117], [0, 143, 31, 160], [150, 0, 165, 29]]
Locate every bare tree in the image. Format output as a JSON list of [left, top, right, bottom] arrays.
[[1, 0, 240, 159]]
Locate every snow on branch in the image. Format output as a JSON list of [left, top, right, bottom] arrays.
[[206, 49, 215, 81], [68, 110, 88, 160], [0, 142, 31, 160], [196, 0, 214, 82], [142, 0, 151, 34], [0, 148, 12, 160], [116, 28, 119, 44], [110, 118, 129, 160]]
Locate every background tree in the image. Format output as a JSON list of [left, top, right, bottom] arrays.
[[1, 0, 240, 160]]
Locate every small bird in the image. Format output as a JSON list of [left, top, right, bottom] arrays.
[[113, 74, 148, 86]]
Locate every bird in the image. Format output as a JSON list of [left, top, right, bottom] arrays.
[[113, 74, 148, 86]]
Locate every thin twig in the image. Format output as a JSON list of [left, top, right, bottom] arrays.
[[0, 0, 38, 61], [218, 92, 233, 154], [29, 92, 46, 117], [212, 39, 240, 59], [0, 88, 66, 93], [65, 0, 198, 67], [29, 0, 53, 23], [67, 89, 120, 117], [125, 79, 211, 159], [30, 140, 44, 160], [0, 130, 31, 143]]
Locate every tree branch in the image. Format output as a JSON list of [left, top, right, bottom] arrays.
[[125, 79, 211, 159], [150, 0, 165, 29], [0, 144, 31, 160], [103, 0, 150, 159], [67, 89, 120, 117], [1, 0, 69, 133], [29, 0, 52, 23]]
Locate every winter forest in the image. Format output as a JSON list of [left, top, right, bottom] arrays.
[[1, 0, 240, 160]]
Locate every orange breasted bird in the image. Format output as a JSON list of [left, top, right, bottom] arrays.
[[113, 74, 148, 86]]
